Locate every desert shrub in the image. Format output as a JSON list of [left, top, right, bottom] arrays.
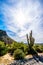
[[30, 47, 38, 55], [13, 49, 25, 60], [10, 42, 29, 55], [23, 45, 29, 55], [33, 44, 43, 53], [19, 43, 28, 55], [41, 45, 43, 52], [9, 42, 19, 55], [0, 41, 8, 56]]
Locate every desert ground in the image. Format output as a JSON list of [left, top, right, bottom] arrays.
[[0, 53, 43, 65]]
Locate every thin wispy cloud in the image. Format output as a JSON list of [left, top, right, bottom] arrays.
[[0, 0, 43, 43]]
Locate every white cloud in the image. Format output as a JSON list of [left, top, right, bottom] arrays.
[[1, 0, 43, 43]]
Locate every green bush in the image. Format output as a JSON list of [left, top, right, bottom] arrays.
[[0, 41, 8, 56], [30, 47, 38, 55], [35, 46, 42, 53], [13, 49, 25, 60], [19, 43, 28, 55], [8, 42, 19, 55], [33, 44, 43, 53], [10, 42, 28, 55], [41, 45, 43, 52]]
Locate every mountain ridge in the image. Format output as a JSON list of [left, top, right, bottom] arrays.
[[0, 30, 15, 44]]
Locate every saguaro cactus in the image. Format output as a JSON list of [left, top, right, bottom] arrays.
[[26, 34, 29, 53], [29, 30, 35, 47], [26, 30, 35, 53], [26, 34, 29, 45]]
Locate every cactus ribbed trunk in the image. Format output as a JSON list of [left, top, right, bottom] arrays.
[[26, 30, 35, 53]]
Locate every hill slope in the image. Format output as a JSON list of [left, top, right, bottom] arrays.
[[0, 30, 14, 44]]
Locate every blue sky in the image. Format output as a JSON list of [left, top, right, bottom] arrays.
[[0, 0, 43, 43]]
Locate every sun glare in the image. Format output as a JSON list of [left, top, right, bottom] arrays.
[[15, 9, 26, 27]]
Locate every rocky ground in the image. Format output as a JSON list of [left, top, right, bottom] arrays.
[[10, 59, 43, 65], [10, 55, 43, 65], [0, 53, 43, 65]]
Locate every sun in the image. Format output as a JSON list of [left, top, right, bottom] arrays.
[[15, 8, 26, 27]]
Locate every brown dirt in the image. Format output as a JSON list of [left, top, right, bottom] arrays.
[[25, 54, 33, 59], [0, 53, 14, 65], [38, 53, 43, 56], [25, 53, 43, 59]]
